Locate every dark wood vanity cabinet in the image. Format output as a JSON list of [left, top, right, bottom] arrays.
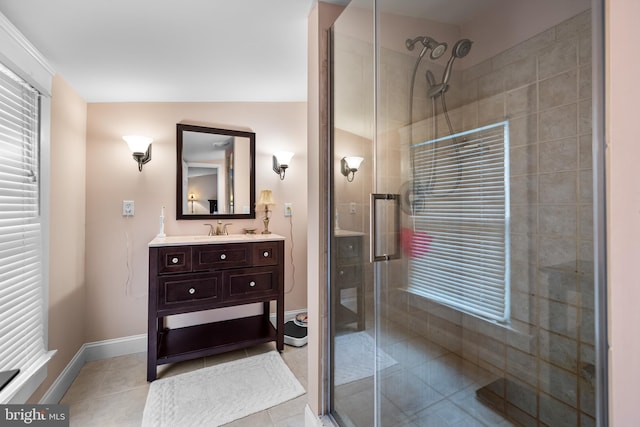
[[333, 231, 365, 331], [147, 237, 284, 381]]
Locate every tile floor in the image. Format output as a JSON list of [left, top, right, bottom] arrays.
[[332, 322, 516, 427], [59, 325, 524, 426], [60, 343, 308, 427]]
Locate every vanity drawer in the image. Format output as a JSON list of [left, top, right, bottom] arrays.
[[335, 264, 361, 288], [158, 246, 192, 274], [193, 244, 251, 270], [252, 241, 280, 266], [158, 272, 222, 310], [225, 267, 278, 302], [337, 236, 362, 264]]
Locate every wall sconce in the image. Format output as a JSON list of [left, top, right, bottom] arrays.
[[341, 156, 364, 182], [123, 135, 152, 172], [272, 151, 294, 180], [188, 193, 198, 213], [256, 189, 276, 234]]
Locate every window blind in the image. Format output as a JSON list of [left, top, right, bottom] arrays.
[[0, 62, 47, 394], [407, 121, 510, 322]]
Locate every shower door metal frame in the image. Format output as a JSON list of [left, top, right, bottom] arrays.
[[325, 25, 338, 426], [591, 0, 608, 425]]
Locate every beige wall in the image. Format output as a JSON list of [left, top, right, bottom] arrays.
[[31, 75, 87, 402], [84, 102, 307, 342], [606, 0, 640, 424]]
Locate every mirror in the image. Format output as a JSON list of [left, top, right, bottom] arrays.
[[177, 124, 255, 220]]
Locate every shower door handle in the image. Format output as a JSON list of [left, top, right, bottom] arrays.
[[370, 193, 401, 262]]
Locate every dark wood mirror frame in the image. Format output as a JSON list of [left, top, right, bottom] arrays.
[[176, 123, 256, 220]]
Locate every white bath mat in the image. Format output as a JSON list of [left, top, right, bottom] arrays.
[[142, 351, 305, 427], [334, 331, 398, 385]]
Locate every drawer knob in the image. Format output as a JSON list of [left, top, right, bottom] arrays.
[[263, 251, 269, 257], [171, 257, 179, 264], [220, 254, 227, 260], [339, 270, 344, 276], [348, 245, 353, 250], [249, 281, 256, 287], [189, 288, 196, 295]]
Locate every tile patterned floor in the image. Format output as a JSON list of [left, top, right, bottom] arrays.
[[60, 343, 308, 427], [332, 325, 517, 427], [60, 327, 522, 426]]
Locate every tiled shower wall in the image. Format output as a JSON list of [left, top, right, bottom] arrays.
[[382, 10, 595, 426]]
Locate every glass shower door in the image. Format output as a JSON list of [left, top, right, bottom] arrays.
[[329, 0, 603, 426], [329, 1, 376, 425]]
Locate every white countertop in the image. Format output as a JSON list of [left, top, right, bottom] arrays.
[[149, 233, 286, 247]]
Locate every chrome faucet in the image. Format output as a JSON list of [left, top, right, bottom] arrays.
[[220, 222, 232, 235], [205, 222, 232, 236]]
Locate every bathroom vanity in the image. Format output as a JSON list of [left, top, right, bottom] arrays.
[[146, 234, 285, 381], [333, 230, 365, 331]]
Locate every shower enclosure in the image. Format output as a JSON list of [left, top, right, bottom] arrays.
[[328, 0, 605, 426]]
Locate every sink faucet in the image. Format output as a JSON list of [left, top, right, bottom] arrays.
[[204, 222, 232, 236]]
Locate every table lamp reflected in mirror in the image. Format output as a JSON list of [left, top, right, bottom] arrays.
[[188, 193, 198, 213]]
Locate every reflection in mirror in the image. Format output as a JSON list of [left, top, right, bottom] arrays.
[[177, 124, 255, 220]]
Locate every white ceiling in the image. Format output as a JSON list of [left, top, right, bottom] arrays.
[[0, 0, 315, 102], [0, 0, 501, 103]]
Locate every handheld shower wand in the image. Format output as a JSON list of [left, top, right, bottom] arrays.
[[427, 39, 473, 98]]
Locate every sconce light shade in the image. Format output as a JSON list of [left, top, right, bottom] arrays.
[[123, 135, 152, 172], [341, 156, 364, 182], [273, 151, 294, 180]]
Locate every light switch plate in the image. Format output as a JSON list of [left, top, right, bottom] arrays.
[[123, 200, 135, 216]]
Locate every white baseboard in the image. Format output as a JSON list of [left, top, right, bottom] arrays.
[[82, 334, 146, 362], [39, 334, 146, 404], [41, 308, 306, 404]]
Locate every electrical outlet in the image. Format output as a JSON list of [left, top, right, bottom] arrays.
[[284, 203, 293, 217], [350, 202, 357, 214], [123, 200, 135, 216]]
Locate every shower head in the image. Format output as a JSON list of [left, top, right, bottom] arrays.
[[429, 41, 448, 60], [406, 36, 448, 60], [441, 39, 473, 87], [451, 39, 473, 58]]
